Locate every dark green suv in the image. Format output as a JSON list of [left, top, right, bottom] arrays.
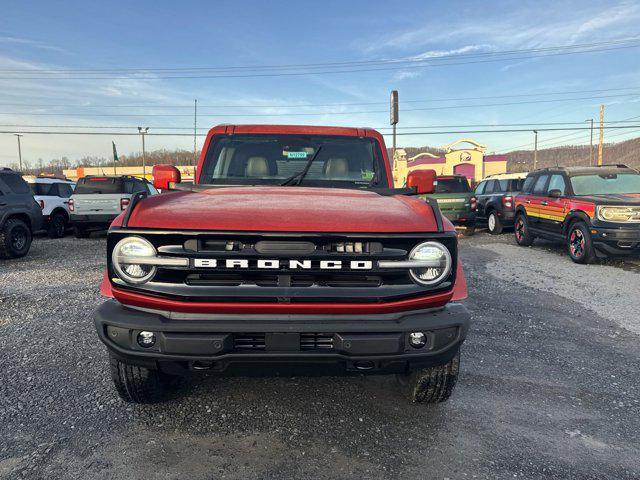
[[421, 175, 476, 235]]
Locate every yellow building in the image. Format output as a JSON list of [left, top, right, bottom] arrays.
[[392, 138, 507, 187], [62, 165, 195, 182]]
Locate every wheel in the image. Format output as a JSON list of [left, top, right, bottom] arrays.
[[464, 225, 476, 236], [567, 221, 595, 264], [48, 213, 67, 238], [396, 352, 460, 404], [0, 218, 32, 259], [487, 211, 503, 235], [74, 225, 90, 238], [514, 213, 534, 247], [109, 354, 180, 404]]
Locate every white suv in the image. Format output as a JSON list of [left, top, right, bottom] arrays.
[[24, 176, 75, 238]]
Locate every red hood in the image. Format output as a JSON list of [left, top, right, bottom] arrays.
[[119, 186, 441, 233]]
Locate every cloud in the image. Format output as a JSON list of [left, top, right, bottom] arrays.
[[0, 36, 69, 54], [392, 70, 421, 81], [360, 1, 640, 55], [410, 44, 494, 61]]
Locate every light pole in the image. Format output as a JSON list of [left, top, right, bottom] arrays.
[[586, 119, 594, 165], [138, 127, 149, 178], [14, 134, 23, 171], [533, 130, 538, 170]]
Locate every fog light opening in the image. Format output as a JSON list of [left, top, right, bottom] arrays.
[[137, 331, 156, 348], [409, 332, 427, 349]]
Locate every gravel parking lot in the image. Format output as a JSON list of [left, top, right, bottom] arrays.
[[1, 232, 639, 479]]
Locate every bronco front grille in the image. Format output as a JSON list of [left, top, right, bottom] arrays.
[[107, 231, 457, 303]]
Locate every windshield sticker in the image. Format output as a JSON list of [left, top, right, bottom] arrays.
[[286, 151, 309, 159], [361, 170, 374, 180]]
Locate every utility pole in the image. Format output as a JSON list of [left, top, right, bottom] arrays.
[[586, 118, 594, 166], [138, 127, 149, 178], [597, 104, 604, 166], [14, 134, 23, 171], [533, 130, 538, 170], [193, 99, 198, 168]]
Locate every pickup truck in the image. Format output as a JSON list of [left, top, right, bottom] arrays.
[[94, 125, 471, 404]]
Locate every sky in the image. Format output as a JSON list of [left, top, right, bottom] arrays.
[[0, 0, 639, 167]]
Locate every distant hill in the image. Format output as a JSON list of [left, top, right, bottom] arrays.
[[390, 135, 640, 172], [504, 136, 640, 172]]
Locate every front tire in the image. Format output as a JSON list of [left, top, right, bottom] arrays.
[[396, 352, 460, 404], [109, 354, 179, 404], [514, 213, 534, 247], [48, 213, 67, 238], [567, 221, 595, 264], [487, 211, 503, 235], [0, 218, 32, 259]]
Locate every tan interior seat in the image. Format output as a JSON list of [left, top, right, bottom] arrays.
[[245, 156, 269, 177], [324, 158, 349, 179]]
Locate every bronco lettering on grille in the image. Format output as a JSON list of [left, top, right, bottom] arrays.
[[193, 259, 373, 270]]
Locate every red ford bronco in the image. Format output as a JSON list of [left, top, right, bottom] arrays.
[[94, 125, 470, 404]]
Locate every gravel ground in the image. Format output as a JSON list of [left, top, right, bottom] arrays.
[[1, 232, 639, 479]]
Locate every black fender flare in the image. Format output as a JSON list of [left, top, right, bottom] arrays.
[[562, 210, 591, 236], [49, 207, 69, 221]]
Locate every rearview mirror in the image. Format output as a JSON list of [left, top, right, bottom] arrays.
[[152, 164, 181, 190], [548, 189, 562, 198], [406, 169, 436, 194]]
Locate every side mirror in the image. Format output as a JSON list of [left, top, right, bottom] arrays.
[[406, 169, 436, 194], [548, 189, 562, 198], [152, 164, 181, 190]]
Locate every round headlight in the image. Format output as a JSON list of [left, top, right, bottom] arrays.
[[408, 241, 452, 286], [112, 236, 157, 284]]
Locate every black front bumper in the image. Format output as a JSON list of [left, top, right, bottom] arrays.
[[591, 225, 640, 255], [94, 300, 470, 376]]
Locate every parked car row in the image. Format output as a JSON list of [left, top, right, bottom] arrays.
[[424, 165, 640, 264], [0, 169, 158, 259]]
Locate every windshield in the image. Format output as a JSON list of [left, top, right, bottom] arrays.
[[570, 173, 640, 195], [199, 134, 388, 188], [74, 177, 124, 194], [435, 177, 471, 193]]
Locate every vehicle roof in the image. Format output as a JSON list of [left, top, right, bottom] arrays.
[[484, 172, 528, 180], [530, 165, 638, 176], [207, 124, 374, 137], [80, 175, 149, 181], [23, 176, 74, 184], [436, 174, 466, 180]]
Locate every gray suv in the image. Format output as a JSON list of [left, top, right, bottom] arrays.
[[0, 168, 43, 259], [69, 175, 158, 238]]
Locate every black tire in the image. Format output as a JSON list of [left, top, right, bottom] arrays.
[[48, 213, 67, 239], [109, 354, 180, 404], [567, 221, 595, 264], [487, 210, 503, 235], [74, 225, 90, 238], [514, 213, 534, 247], [464, 225, 476, 237], [0, 218, 32, 259], [396, 352, 460, 404]]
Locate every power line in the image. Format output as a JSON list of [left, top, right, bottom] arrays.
[[2, 86, 638, 109], [1, 38, 637, 74], [3, 125, 640, 137], [2, 92, 638, 118], [1, 42, 638, 80]]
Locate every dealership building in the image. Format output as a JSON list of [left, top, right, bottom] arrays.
[[392, 138, 507, 187]]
